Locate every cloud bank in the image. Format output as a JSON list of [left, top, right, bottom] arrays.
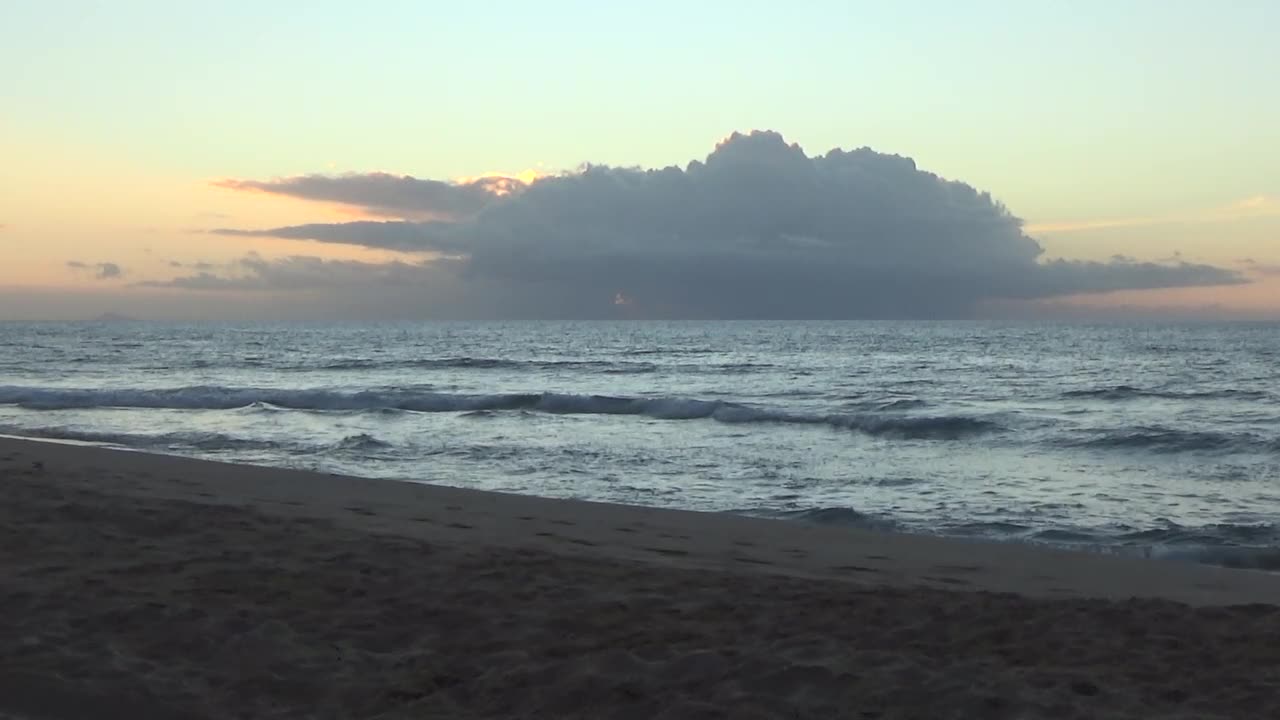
[[141, 254, 438, 291], [202, 131, 1244, 319]]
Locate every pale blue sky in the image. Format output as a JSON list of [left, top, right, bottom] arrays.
[[4, 0, 1276, 218]]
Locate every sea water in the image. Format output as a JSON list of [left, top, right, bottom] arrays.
[[2, 320, 1277, 568]]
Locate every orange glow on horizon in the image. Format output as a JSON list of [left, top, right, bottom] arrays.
[[1056, 275, 1280, 314]]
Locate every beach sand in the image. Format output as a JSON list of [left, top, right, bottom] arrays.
[[2, 436, 1278, 718]]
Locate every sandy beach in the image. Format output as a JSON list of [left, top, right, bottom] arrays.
[[2, 435, 1278, 718]]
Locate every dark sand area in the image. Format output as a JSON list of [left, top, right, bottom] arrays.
[[3, 437, 1279, 718]]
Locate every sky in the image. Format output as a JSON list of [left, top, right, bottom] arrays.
[[1, 0, 1277, 320]]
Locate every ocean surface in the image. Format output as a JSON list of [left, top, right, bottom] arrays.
[[2, 320, 1278, 568]]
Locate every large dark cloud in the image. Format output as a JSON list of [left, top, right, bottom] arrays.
[[212, 173, 524, 220], [204, 131, 1245, 318], [67, 260, 124, 280]]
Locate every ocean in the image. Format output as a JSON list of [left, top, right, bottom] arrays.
[[2, 320, 1277, 569]]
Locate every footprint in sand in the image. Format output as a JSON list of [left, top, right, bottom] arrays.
[[831, 565, 882, 574], [641, 546, 690, 557]]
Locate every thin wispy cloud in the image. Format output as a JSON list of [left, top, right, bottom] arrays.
[[1235, 195, 1278, 211], [1025, 216, 1171, 234], [168, 260, 219, 271], [195, 131, 1244, 319], [1026, 195, 1280, 235], [212, 173, 529, 221], [211, 221, 457, 252]]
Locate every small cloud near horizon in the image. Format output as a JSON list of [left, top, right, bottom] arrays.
[[167, 259, 221, 271], [67, 260, 125, 280], [194, 131, 1246, 319], [1240, 258, 1280, 277]]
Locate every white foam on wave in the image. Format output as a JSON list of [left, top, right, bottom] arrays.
[[0, 385, 1002, 440]]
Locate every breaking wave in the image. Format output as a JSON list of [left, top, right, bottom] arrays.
[[0, 385, 1002, 440]]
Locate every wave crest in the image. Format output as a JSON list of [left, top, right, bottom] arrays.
[[0, 385, 1002, 440]]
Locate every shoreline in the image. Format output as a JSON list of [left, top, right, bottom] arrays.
[[4, 435, 1280, 718], [2, 434, 1277, 604], [2, 431, 1276, 578]]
